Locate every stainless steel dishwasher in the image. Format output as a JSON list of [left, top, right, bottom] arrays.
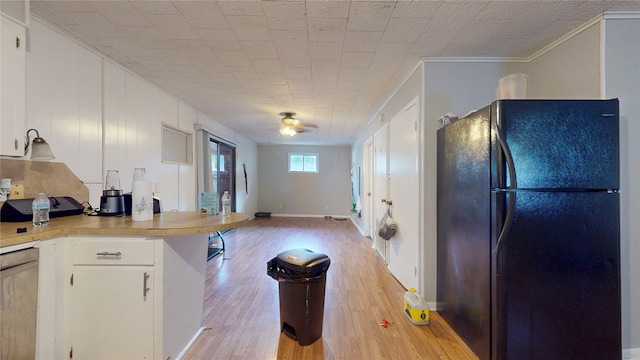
[[1, 247, 39, 360]]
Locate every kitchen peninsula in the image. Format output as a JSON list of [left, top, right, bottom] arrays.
[[0, 212, 248, 360]]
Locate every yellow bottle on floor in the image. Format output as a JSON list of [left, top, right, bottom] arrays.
[[404, 288, 430, 325]]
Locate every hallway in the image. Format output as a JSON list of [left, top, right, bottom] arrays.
[[183, 217, 477, 359]]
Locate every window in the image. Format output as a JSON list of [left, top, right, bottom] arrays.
[[161, 123, 193, 165], [288, 153, 318, 173]]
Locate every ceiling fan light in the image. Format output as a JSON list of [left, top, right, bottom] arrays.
[[279, 125, 296, 136], [280, 112, 300, 127]]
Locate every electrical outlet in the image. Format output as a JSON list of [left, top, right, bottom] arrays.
[[10, 184, 24, 199]]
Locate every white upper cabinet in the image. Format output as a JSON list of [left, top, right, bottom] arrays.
[[0, 0, 29, 27], [1, 16, 26, 157]]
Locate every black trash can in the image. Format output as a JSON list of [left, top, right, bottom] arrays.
[[267, 248, 331, 346]]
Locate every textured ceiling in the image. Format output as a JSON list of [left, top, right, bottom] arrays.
[[30, 0, 640, 145]]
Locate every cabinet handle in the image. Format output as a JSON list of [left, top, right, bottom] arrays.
[[143, 272, 150, 299], [16, 37, 20, 48], [96, 251, 122, 257]]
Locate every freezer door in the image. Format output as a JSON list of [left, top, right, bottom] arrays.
[[437, 107, 492, 360], [492, 99, 619, 190], [493, 191, 621, 360]]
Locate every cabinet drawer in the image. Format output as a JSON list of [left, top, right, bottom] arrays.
[[73, 239, 155, 265]]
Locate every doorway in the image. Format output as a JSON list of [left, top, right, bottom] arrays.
[[209, 140, 236, 213], [196, 129, 237, 214]]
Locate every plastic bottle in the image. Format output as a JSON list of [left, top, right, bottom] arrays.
[[403, 288, 430, 325], [221, 191, 231, 218], [32, 192, 50, 226]]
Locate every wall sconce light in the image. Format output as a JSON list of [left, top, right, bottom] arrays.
[[24, 128, 55, 160]]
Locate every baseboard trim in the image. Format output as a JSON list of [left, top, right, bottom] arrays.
[[175, 327, 205, 360], [270, 213, 350, 219], [350, 217, 365, 235], [624, 347, 640, 360]]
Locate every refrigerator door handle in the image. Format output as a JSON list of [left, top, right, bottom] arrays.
[[494, 122, 517, 189], [493, 122, 517, 256], [493, 190, 515, 257]]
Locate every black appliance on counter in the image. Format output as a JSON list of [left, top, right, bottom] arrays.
[[437, 99, 621, 360], [0, 196, 84, 222], [97, 189, 125, 216], [97, 169, 125, 216]]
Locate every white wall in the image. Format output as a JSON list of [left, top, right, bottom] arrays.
[[350, 63, 423, 233], [26, 18, 257, 215], [603, 15, 640, 352], [26, 19, 103, 203], [257, 144, 351, 217], [233, 134, 259, 217], [102, 60, 184, 210], [528, 21, 601, 98]]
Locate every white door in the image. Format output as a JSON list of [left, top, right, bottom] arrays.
[[388, 98, 420, 290], [373, 125, 389, 263]]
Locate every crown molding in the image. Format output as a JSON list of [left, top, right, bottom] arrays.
[[603, 11, 640, 20], [421, 57, 528, 63]]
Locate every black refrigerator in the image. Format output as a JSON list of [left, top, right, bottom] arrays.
[[436, 99, 621, 360]]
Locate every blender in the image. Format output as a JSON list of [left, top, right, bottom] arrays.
[[98, 170, 125, 216]]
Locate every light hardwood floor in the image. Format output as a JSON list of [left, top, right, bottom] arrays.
[[182, 217, 478, 360]]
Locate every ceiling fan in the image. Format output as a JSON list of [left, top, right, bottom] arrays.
[[278, 112, 317, 136]]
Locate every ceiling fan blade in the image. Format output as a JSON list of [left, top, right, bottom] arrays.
[[299, 123, 318, 129], [275, 111, 317, 135]]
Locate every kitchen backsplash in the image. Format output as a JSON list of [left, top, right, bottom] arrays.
[[0, 158, 89, 203]]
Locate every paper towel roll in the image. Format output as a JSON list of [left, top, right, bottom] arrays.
[[132, 180, 153, 221]]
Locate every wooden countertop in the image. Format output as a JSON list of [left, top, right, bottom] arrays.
[[0, 212, 249, 248]]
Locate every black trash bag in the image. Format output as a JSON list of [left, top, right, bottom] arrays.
[[267, 248, 331, 282]]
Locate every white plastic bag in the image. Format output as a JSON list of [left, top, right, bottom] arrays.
[[378, 209, 397, 240]]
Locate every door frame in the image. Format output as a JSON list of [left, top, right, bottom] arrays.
[[373, 124, 390, 263], [363, 137, 374, 239]]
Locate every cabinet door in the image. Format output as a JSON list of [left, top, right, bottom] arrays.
[[1, 260, 38, 360], [1, 16, 26, 156], [71, 267, 154, 359]]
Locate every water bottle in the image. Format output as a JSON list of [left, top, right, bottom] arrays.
[[32, 192, 50, 226], [221, 191, 231, 218]]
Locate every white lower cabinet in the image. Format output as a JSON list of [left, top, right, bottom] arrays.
[[71, 238, 156, 359], [62, 234, 208, 360]]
